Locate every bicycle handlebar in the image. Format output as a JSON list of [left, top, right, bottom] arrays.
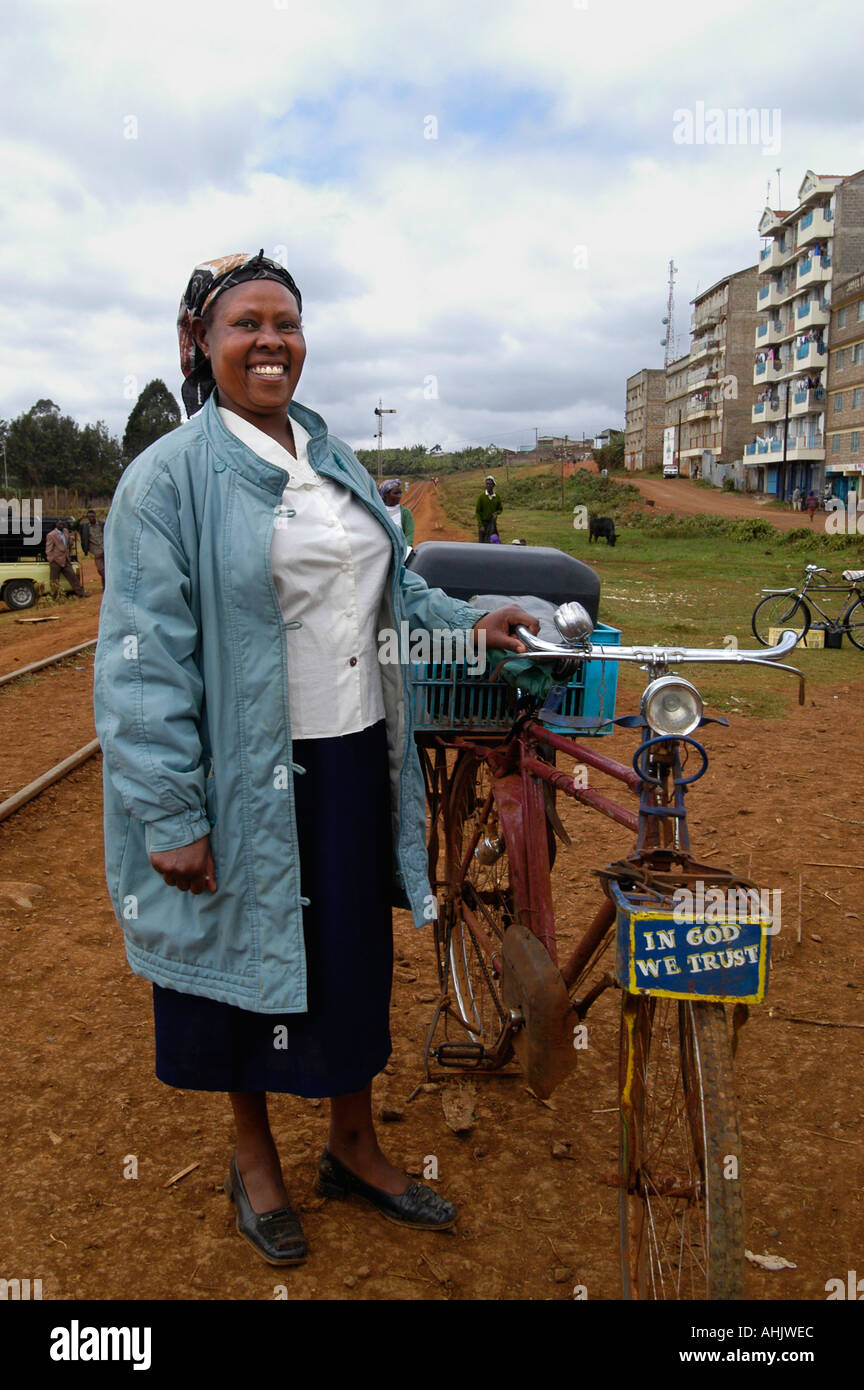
[[511, 625, 801, 669]]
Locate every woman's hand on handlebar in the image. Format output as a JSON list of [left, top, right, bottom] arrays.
[[473, 606, 540, 655], [149, 835, 216, 894]]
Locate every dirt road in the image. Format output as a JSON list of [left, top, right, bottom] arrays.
[[626, 475, 818, 531], [403, 479, 471, 544]]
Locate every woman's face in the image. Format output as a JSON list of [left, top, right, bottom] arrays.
[[192, 280, 306, 427]]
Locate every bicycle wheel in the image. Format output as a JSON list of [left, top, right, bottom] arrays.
[[844, 596, 864, 650], [751, 594, 810, 646], [442, 750, 514, 1049], [619, 995, 744, 1300]]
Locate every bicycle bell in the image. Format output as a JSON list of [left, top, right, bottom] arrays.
[[553, 601, 594, 645]]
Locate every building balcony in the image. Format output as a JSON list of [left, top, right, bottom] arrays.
[[797, 254, 832, 290], [745, 439, 784, 458], [686, 401, 719, 422], [784, 436, 825, 462], [758, 239, 796, 274], [796, 297, 830, 328], [753, 358, 784, 386], [755, 315, 795, 347], [689, 335, 720, 362], [796, 205, 834, 248], [756, 280, 789, 311], [691, 307, 722, 332], [795, 340, 828, 371], [752, 398, 785, 424], [789, 387, 827, 418], [688, 364, 717, 388]]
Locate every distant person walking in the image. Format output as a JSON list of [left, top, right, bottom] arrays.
[[805, 490, 819, 523], [45, 521, 87, 599], [791, 486, 802, 512], [80, 509, 106, 590], [476, 476, 502, 543]]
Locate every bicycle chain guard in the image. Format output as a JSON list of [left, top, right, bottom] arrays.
[[501, 925, 578, 1099]]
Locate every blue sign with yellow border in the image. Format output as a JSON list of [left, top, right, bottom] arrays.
[[611, 881, 771, 1003]]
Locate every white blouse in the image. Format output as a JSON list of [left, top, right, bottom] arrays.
[[218, 407, 393, 740]]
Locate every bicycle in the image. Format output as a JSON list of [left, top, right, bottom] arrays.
[[751, 562, 864, 649], [412, 588, 804, 1301]]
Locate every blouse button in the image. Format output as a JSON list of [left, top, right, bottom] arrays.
[[349, 656, 358, 667]]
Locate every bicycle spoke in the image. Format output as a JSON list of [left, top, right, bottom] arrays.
[[620, 998, 743, 1299]]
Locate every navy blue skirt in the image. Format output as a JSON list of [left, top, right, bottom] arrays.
[[152, 720, 394, 1097]]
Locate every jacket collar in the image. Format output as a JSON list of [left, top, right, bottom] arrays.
[[200, 391, 334, 496]]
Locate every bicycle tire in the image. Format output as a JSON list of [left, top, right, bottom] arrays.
[[619, 995, 745, 1300], [751, 593, 810, 647], [844, 596, 864, 650], [442, 750, 513, 1049]]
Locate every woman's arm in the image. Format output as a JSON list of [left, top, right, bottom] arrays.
[[94, 479, 211, 857]]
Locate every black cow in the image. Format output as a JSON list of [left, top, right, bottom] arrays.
[[588, 515, 616, 546]]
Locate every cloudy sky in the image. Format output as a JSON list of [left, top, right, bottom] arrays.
[[3, 0, 864, 454]]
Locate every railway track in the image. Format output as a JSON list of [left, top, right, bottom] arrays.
[[0, 636, 100, 823]]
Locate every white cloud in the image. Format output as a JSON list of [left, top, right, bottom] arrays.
[[2, 0, 864, 454]]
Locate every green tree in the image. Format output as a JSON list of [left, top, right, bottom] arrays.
[[123, 379, 181, 462], [6, 402, 80, 489], [77, 421, 126, 497], [594, 429, 625, 472]]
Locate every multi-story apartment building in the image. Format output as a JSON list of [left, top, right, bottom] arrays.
[[624, 368, 665, 470], [747, 167, 864, 497], [664, 353, 691, 472], [825, 270, 864, 501], [681, 267, 759, 478]]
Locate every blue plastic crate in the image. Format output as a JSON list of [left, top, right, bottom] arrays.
[[410, 622, 621, 735]]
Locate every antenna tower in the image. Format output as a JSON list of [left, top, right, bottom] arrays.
[[661, 259, 678, 367]]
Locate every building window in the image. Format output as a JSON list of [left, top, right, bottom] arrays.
[[853, 432, 861, 453], [832, 435, 841, 453], [837, 348, 847, 369], [855, 388, 864, 410], [858, 300, 864, 321], [838, 307, 847, 327], [835, 393, 843, 412], [855, 344, 864, 367]]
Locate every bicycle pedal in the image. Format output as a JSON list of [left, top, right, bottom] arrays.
[[434, 1042, 486, 1067]]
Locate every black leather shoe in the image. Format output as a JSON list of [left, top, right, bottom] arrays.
[[224, 1155, 307, 1266], [316, 1148, 458, 1230]]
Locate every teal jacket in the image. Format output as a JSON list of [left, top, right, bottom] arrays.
[[94, 393, 486, 1013]]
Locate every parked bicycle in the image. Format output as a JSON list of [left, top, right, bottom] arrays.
[[752, 562, 864, 649], [410, 549, 804, 1301]]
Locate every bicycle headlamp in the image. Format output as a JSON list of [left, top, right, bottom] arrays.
[[641, 676, 703, 737]]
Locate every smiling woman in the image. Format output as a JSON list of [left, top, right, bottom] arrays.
[[193, 280, 306, 451], [94, 248, 539, 1270]]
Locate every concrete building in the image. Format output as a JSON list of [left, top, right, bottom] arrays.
[[825, 269, 864, 502], [663, 353, 691, 473], [682, 267, 759, 484], [624, 368, 665, 470], [747, 167, 864, 498]]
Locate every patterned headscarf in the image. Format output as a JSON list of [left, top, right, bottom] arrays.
[[379, 478, 402, 500], [177, 250, 303, 415]]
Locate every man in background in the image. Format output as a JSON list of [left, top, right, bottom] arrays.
[[46, 519, 87, 599], [475, 476, 503, 543], [80, 509, 106, 590]]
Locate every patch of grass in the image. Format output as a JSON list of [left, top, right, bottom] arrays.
[[435, 469, 864, 720]]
